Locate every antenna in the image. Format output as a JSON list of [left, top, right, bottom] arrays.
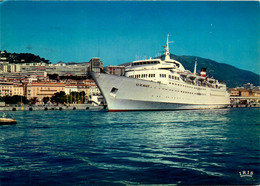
[[194, 58, 197, 74], [164, 33, 174, 61]]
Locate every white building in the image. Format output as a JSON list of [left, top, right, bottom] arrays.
[[65, 85, 78, 95]]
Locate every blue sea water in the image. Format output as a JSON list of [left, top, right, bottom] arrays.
[[0, 108, 259, 185]]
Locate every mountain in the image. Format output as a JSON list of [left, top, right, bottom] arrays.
[[121, 54, 259, 88]]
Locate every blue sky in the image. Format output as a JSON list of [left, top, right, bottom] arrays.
[[1, 1, 259, 74]]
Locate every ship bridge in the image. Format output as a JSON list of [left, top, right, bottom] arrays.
[[131, 60, 161, 66], [127, 34, 185, 72]]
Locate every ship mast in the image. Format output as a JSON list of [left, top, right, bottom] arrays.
[[193, 58, 197, 74], [164, 34, 172, 61]]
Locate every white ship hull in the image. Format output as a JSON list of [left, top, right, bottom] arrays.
[[91, 72, 230, 112]]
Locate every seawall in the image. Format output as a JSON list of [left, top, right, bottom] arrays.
[[0, 104, 104, 111]]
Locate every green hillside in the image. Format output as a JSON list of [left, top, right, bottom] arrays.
[[0, 51, 50, 64]]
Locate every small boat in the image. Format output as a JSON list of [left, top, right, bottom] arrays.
[[197, 76, 206, 81], [0, 113, 17, 125], [187, 73, 196, 80]]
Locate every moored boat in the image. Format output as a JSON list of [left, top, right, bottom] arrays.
[[0, 113, 17, 125], [91, 34, 230, 112]]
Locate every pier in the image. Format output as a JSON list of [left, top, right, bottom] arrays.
[[0, 104, 104, 111], [229, 96, 260, 108]]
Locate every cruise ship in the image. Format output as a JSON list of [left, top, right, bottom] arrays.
[[91, 35, 230, 112]]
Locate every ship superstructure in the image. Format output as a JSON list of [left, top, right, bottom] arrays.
[[91, 35, 230, 111]]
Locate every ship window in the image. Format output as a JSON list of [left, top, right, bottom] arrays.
[[110, 87, 118, 94]]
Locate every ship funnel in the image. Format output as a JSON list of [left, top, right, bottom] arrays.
[[200, 68, 206, 77]]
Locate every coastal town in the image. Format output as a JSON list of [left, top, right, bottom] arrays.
[[0, 50, 125, 110], [0, 50, 259, 110]]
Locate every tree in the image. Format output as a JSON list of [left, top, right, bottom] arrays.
[[2, 95, 29, 104], [43, 97, 50, 104], [29, 97, 38, 104], [51, 91, 66, 104], [79, 91, 86, 103]]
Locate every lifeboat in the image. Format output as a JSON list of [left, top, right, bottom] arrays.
[[180, 72, 187, 77], [187, 74, 196, 80], [197, 76, 206, 81], [207, 78, 215, 83]]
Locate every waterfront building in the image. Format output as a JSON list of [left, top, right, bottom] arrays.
[[12, 85, 24, 96], [65, 84, 78, 95], [0, 83, 13, 97], [26, 82, 65, 101], [83, 79, 101, 96], [0, 82, 24, 97], [77, 84, 90, 96], [88, 85, 101, 96], [229, 89, 240, 96], [64, 81, 100, 102], [240, 90, 251, 97]]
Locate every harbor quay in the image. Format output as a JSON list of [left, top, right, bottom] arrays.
[[228, 103, 260, 108], [0, 102, 259, 112], [0, 103, 104, 111], [229, 96, 260, 108]]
